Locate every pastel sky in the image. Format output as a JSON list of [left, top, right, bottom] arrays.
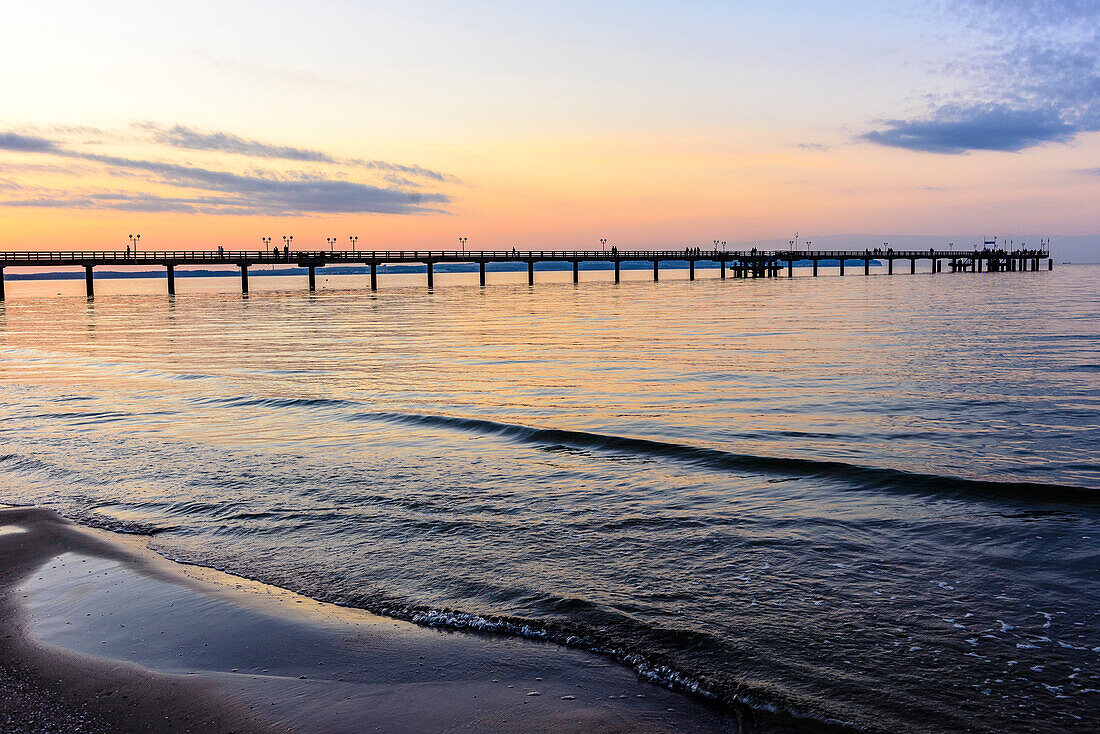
[[1, 0, 1098, 255]]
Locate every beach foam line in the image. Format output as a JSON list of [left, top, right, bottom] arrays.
[[0, 507, 749, 734]]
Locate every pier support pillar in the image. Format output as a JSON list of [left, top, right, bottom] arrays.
[[887, 259, 893, 275], [308, 265, 316, 292], [720, 261, 725, 279], [528, 260, 535, 285], [85, 265, 94, 299], [167, 264, 175, 295], [864, 259, 870, 275], [689, 260, 695, 280], [426, 261, 434, 289], [653, 260, 659, 281], [910, 259, 916, 274], [370, 263, 377, 291], [787, 260, 793, 278], [240, 264, 249, 295], [480, 261, 486, 286], [839, 259, 845, 276], [0, 267, 5, 301], [1048, 258, 1053, 270], [572, 260, 579, 284], [614, 260, 621, 283], [812, 260, 818, 276]]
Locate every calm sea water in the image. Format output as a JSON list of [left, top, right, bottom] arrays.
[[1, 264, 1097, 732]]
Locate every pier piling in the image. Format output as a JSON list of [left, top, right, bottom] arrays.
[[0, 247, 1052, 301]]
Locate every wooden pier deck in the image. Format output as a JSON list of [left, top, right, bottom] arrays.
[[0, 248, 1052, 299]]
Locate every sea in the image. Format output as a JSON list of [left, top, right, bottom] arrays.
[[1, 262, 1097, 733]]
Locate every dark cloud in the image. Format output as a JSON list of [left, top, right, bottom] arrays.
[[862, 105, 1076, 153], [0, 130, 451, 215], [864, 1, 1100, 154], [1079, 168, 1100, 176], [0, 132, 58, 152]]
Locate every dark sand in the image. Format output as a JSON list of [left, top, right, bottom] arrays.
[[1, 507, 742, 733]]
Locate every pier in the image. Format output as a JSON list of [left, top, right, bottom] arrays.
[[0, 248, 1052, 299]]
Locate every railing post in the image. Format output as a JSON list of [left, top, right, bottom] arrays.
[[167, 264, 175, 295]]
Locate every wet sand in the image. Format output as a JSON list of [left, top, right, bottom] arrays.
[[0, 506, 740, 733]]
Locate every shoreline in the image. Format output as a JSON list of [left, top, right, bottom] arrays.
[[1, 506, 743, 733]]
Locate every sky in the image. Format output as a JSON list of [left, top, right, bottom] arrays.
[[1, 0, 1098, 259]]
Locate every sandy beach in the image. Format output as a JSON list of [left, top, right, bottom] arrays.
[[0, 506, 741, 733]]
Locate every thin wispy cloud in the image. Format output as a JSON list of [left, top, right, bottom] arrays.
[[0, 128, 453, 215], [863, 0, 1100, 154], [140, 123, 337, 163]]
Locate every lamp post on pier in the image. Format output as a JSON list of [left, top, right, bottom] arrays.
[[459, 237, 467, 253], [349, 235, 358, 252], [327, 237, 336, 253], [282, 235, 293, 256], [128, 233, 140, 256]]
